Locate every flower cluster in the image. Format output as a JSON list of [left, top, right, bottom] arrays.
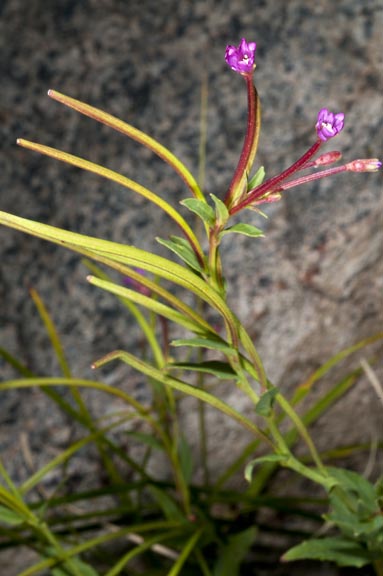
[[224, 38, 381, 215]]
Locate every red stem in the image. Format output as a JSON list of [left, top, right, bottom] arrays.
[[276, 164, 347, 191], [224, 74, 257, 208], [230, 138, 322, 215]]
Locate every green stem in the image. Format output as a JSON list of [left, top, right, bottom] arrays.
[[276, 393, 327, 475], [238, 324, 268, 391], [208, 226, 224, 293], [36, 521, 83, 576]]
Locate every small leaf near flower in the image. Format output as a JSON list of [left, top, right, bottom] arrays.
[[156, 235, 205, 273], [210, 193, 229, 227], [180, 198, 215, 227], [220, 223, 264, 238], [247, 166, 265, 191]]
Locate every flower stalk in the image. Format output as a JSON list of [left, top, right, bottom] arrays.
[[224, 75, 261, 209], [223, 39, 261, 210], [230, 139, 322, 215]]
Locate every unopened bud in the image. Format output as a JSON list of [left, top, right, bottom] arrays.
[[346, 159, 382, 173], [304, 151, 342, 169]]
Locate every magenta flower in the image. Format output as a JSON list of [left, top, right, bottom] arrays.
[[225, 38, 257, 74], [315, 108, 345, 141]]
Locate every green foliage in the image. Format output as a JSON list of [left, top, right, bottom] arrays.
[[220, 222, 264, 238], [213, 527, 258, 576], [180, 197, 215, 227], [255, 386, 279, 416], [156, 235, 205, 273], [247, 166, 266, 190], [282, 536, 373, 567]]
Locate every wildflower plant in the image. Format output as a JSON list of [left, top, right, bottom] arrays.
[[0, 38, 382, 575]]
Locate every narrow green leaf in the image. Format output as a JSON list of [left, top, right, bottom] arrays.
[[168, 360, 236, 380], [92, 350, 272, 444], [220, 223, 264, 238], [0, 210, 237, 343], [178, 434, 194, 485], [1, 378, 150, 419], [17, 522, 182, 576], [0, 505, 25, 526], [20, 418, 129, 495], [326, 467, 377, 509], [210, 193, 229, 227], [126, 431, 164, 452], [213, 527, 257, 576], [167, 528, 204, 576], [281, 537, 372, 567], [87, 275, 206, 334], [171, 337, 234, 354], [157, 235, 205, 273], [247, 166, 265, 190], [180, 198, 215, 227], [30, 288, 71, 378], [292, 332, 383, 404], [245, 454, 289, 483], [0, 348, 34, 377], [105, 530, 181, 576], [148, 486, 185, 522], [48, 89, 205, 202], [255, 387, 279, 416], [17, 138, 205, 268], [83, 260, 164, 368], [52, 558, 99, 576]]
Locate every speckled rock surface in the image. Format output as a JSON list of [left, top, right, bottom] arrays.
[[0, 0, 382, 573]]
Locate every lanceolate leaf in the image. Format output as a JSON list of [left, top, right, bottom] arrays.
[[84, 258, 215, 338], [178, 434, 194, 484], [92, 350, 272, 444], [168, 360, 237, 380], [210, 193, 229, 227], [0, 211, 239, 344], [87, 275, 206, 334], [48, 89, 205, 202], [255, 387, 279, 416], [247, 166, 265, 191], [156, 235, 205, 273], [245, 454, 289, 483], [17, 138, 205, 269], [0, 505, 25, 526], [281, 537, 372, 567], [171, 337, 235, 354], [180, 198, 215, 227], [213, 527, 257, 576], [220, 223, 264, 238]]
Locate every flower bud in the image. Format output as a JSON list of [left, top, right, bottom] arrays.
[[345, 159, 382, 173]]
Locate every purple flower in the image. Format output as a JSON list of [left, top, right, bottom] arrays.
[[316, 108, 345, 141], [225, 38, 257, 74]]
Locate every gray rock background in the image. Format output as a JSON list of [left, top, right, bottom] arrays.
[[0, 0, 382, 571]]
